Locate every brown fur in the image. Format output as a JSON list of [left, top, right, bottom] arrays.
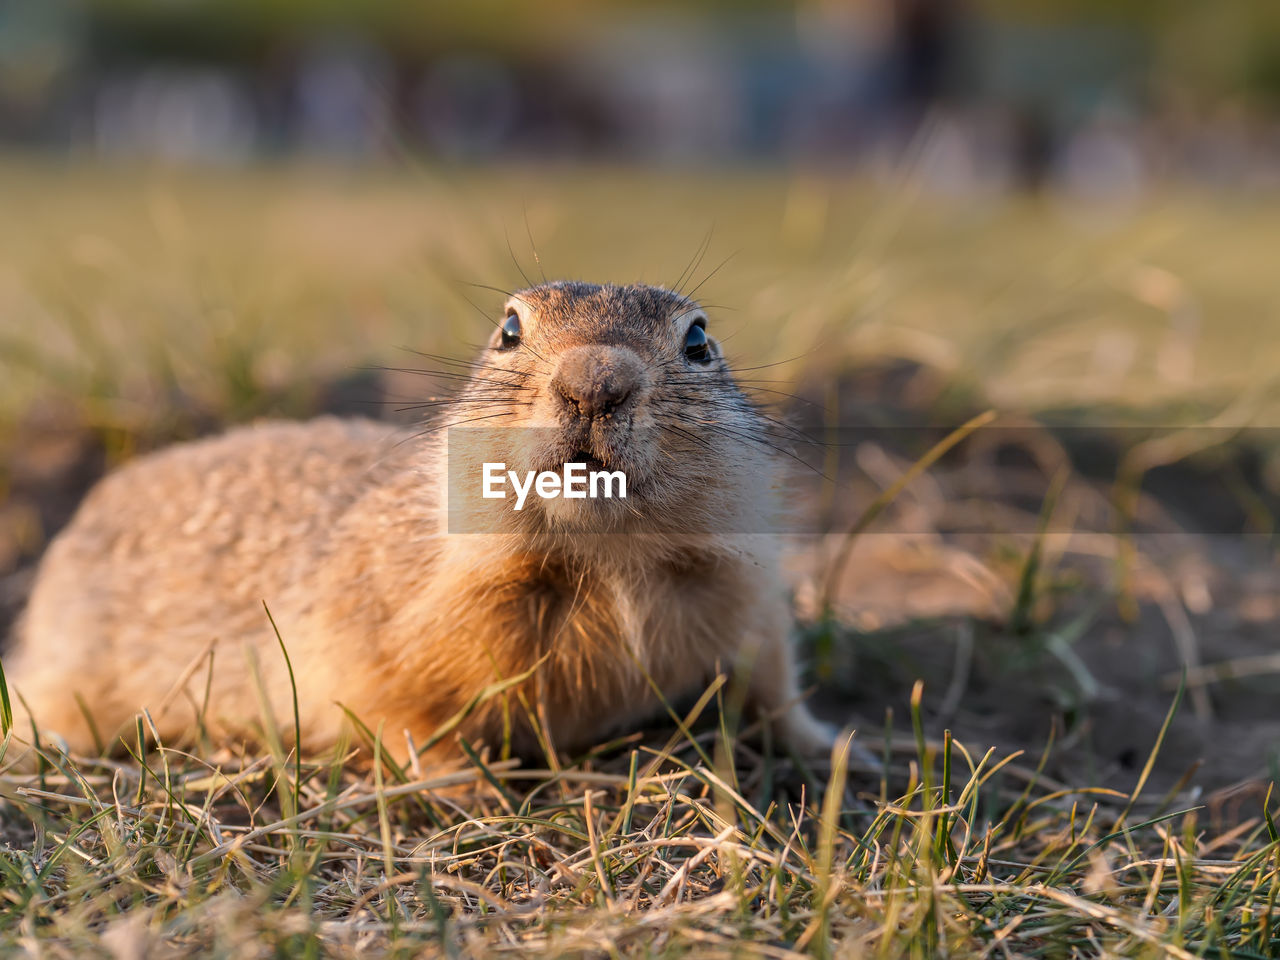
[[6, 282, 834, 765]]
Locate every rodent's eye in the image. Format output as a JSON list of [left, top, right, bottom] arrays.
[[499, 311, 522, 349], [683, 321, 711, 364]]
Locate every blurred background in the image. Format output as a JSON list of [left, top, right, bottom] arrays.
[[5, 0, 1280, 798], [4, 0, 1280, 183], [3, 0, 1280, 422]]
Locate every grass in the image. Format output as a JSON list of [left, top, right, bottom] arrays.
[[4, 158, 1280, 437], [3, 157, 1280, 955], [3, 666, 1275, 959]]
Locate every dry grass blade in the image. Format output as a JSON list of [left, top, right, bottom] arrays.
[[0, 655, 1272, 957], [821, 409, 997, 611]]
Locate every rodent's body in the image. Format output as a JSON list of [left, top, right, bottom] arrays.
[[7, 282, 833, 764]]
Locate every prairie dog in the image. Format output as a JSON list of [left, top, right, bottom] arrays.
[[5, 282, 835, 765]]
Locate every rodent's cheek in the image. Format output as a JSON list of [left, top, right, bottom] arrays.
[[500, 427, 545, 475], [528, 392, 573, 430], [603, 421, 658, 485]]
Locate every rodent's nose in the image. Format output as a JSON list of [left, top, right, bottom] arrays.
[[552, 346, 643, 420]]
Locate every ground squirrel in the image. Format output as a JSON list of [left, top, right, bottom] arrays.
[[5, 282, 837, 766]]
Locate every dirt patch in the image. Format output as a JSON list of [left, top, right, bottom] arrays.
[[782, 360, 1280, 817]]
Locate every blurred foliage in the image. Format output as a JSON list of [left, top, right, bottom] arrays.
[[76, 0, 1280, 110], [976, 0, 1280, 108], [1153, 4, 1280, 107], [978, 0, 1174, 24], [84, 0, 781, 58], [3, 161, 1280, 434]]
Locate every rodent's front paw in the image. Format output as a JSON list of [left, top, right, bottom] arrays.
[[778, 709, 838, 756], [779, 709, 882, 772]]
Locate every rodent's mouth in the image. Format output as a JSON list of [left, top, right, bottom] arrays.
[[566, 449, 607, 472], [532, 424, 642, 477]]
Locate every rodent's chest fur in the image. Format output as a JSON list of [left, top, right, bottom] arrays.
[[311, 466, 758, 753], [450, 544, 754, 750]]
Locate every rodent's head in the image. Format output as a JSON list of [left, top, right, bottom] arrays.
[[445, 281, 777, 534]]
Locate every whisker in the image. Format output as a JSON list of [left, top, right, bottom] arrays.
[[504, 227, 533, 289], [396, 348, 534, 376], [454, 288, 553, 369], [657, 414, 831, 481], [672, 227, 713, 299], [394, 398, 530, 414], [460, 280, 540, 310], [392, 380, 511, 396], [664, 377, 822, 408], [391, 411, 520, 449], [658, 393, 819, 445], [375, 367, 532, 391], [661, 422, 714, 451], [720, 355, 816, 374], [682, 249, 737, 303], [523, 205, 547, 282]]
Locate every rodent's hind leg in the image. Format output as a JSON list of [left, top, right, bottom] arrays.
[[0, 686, 100, 770]]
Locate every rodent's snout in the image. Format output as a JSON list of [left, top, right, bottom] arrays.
[[551, 345, 645, 421]]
